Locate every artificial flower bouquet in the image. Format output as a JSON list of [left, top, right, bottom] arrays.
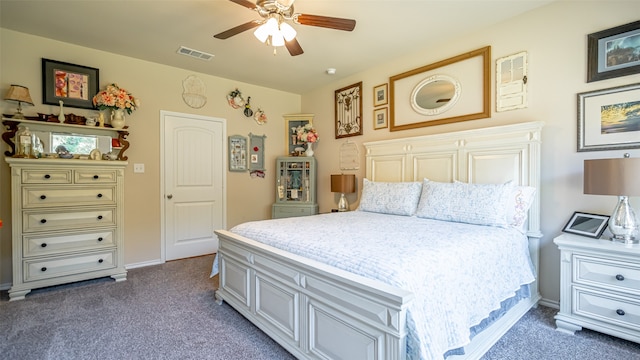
[[93, 83, 140, 114], [293, 123, 319, 143]]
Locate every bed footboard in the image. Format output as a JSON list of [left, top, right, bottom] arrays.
[[214, 229, 414, 360]]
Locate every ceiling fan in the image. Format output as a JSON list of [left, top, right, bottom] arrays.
[[213, 0, 356, 56]]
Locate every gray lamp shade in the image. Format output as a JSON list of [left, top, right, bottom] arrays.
[[584, 158, 640, 196]]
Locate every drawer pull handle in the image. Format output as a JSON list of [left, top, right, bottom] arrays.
[[44, 174, 51, 179], [40, 195, 47, 200], [98, 259, 104, 264], [97, 193, 103, 198], [98, 237, 104, 242], [97, 215, 103, 220], [41, 267, 47, 272], [616, 309, 626, 316], [41, 243, 47, 248], [93, 175, 99, 179], [40, 219, 47, 224], [616, 274, 625, 281]]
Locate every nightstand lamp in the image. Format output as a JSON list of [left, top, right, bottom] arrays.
[[331, 174, 355, 212], [4, 84, 34, 119], [584, 154, 640, 244]]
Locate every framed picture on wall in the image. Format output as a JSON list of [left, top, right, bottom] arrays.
[[42, 58, 99, 109], [373, 83, 388, 107], [228, 135, 247, 172], [335, 81, 363, 139], [577, 82, 640, 151], [373, 107, 388, 129], [587, 20, 640, 82]]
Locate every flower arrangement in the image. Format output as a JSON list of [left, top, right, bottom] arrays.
[[293, 123, 319, 143], [93, 83, 140, 114]]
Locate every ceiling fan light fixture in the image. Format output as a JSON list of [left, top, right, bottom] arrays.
[[254, 24, 270, 43], [271, 31, 285, 47], [280, 22, 296, 41]]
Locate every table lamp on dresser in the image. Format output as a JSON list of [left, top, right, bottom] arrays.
[[331, 174, 356, 212], [584, 154, 640, 244]]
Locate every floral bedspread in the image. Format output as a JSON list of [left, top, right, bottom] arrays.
[[214, 211, 535, 360]]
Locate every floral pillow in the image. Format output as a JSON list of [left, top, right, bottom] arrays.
[[506, 185, 536, 232], [415, 179, 514, 227], [357, 178, 423, 216]]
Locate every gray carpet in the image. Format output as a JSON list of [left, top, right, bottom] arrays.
[[1, 255, 639, 360]]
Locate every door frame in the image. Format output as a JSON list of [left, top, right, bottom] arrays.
[[159, 110, 227, 262]]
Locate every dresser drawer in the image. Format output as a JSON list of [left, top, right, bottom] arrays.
[[575, 255, 640, 295], [21, 169, 72, 184], [23, 229, 115, 257], [23, 250, 116, 282], [74, 169, 118, 184], [22, 186, 116, 208], [23, 207, 116, 232], [574, 286, 640, 331]]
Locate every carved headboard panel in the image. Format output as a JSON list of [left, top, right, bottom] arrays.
[[363, 121, 544, 237]]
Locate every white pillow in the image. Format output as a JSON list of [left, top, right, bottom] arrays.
[[506, 185, 536, 232], [357, 178, 423, 216], [415, 179, 514, 227]]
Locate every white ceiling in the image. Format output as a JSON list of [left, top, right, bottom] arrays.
[[0, 0, 555, 94]]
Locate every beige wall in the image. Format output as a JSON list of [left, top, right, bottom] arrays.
[[2, 1, 640, 305], [0, 29, 300, 285], [302, 1, 640, 305]]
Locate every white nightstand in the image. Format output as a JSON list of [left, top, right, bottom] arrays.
[[554, 233, 640, 343]]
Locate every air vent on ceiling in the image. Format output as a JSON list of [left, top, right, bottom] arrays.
[[177, 46, 214, 61]]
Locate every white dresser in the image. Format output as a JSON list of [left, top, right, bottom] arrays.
[[554, 233, 640, 343], [5, 158, 128, 300]]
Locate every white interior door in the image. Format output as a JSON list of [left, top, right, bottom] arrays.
[[162, 111, 225, 261]]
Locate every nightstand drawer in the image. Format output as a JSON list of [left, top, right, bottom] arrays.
[[23, 229, 115, 257], [574, 287, 640, 331], [21, 169, 72, 184], [22, 186, 116, 208], [23, 207, 116, 232], [23, 250, 116, 282], [575, 255, 640, 295]]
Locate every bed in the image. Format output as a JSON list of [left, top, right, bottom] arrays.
[[212, 121, 543, 360]]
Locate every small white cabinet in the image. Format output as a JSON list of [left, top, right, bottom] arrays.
[[554, 233, 640, 343], [5, 157, 128, 300]]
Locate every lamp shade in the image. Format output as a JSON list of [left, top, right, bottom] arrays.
[[331, 174, 355, 194], [4, 85, 34, 105], [584, 158, 640, 196]]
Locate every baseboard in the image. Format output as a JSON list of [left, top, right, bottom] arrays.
[[0, 282, 11, 291], [538, 297, 559, 309], [125, 258, 164, 270]]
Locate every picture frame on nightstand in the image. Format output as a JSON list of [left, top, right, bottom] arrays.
[[562, 211, 609, 238]]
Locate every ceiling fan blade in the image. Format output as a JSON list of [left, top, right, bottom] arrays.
[[285, 38, 304, 56], [229, 0, 258, 10], [295, 14, 356, 31], [214, 20, 261, 39]]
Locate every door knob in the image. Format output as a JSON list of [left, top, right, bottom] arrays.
[[167, 194, 173, 199]]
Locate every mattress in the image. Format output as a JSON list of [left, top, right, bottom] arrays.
[[213, 211, 535, 360]]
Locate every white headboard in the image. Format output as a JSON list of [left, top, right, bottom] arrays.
[[364, 121, 544, 295]]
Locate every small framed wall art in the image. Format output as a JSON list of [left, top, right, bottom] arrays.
[[373, 83, 388, 107], [249, 133, 266, 171], [587, 20, 640, 82], [228, 135, 247, 172], [562, 211, 609, 239], [42, 58, 99, 109], [373, 107, 388, 130]]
